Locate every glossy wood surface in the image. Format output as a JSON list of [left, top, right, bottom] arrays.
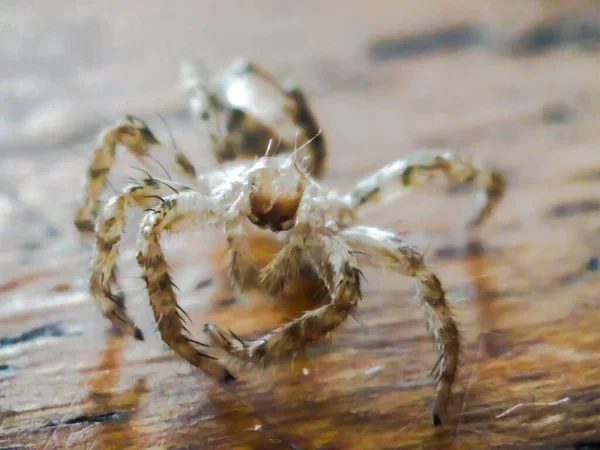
[[1, 1, 599, 449]]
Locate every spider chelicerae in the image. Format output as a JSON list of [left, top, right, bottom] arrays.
[[74, 59, 505, 426]]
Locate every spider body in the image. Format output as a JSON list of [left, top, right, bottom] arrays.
[[76, 60, 506, 427]]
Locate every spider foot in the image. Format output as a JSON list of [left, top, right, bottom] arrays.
[[106, 304, 144, 341], [203, 323, 249, 360], [431, 395, 449, 427], [90, 274, 143, 340], [74, 204, 97, 233], [431, 373, 452, 427]]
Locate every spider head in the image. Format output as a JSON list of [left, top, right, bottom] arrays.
[[247, 157, 306, 232]]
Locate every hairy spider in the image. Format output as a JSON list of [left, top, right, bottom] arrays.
[[76, 60, 505, 427]]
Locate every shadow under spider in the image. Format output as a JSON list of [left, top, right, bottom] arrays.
[[202, 233, 329, 325]]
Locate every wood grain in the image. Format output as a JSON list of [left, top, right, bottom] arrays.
[[1, 1, 600, 449]]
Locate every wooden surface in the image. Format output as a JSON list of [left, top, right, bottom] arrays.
[[1, 1, 600, 449]]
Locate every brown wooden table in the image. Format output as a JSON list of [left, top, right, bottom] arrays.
[[1, 1, 599, 449]]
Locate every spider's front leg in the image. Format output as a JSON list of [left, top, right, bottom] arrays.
[[89, 177, 191, 339], [204, 235, 361, 365], [340, 226, 459, 426], [346, 150, 505, 229], [74, 115, 197, 232], [136, 190, 239, 382]]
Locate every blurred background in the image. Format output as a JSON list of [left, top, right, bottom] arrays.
[[1, 1, 599, 449]]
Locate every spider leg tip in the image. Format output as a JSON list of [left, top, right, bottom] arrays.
[[134, 327, 145, 341], [221, 370, 237, 383]]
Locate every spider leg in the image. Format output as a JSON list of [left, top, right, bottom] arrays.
[[89, 177, 191, 338], [180, 61, 229, 159], [282, 83, 327, 179], [74, 116, 160, 232], [224, 223, 260, 292], [182, 60, 287, 165], [222, 109, 284, 162], [181, 58, 327, 179], [340, 226, 459, 427], [136, 190, 239, 382], [204, 235, 360, 365], [181, 62, 274, 165], [226, 58, 282, 87], [345, 150, 505, 229], [228, 59, 328, 173]]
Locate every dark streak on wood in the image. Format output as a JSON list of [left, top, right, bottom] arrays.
[[434, 240, 488, 260], [510, 19, 600, 56], [368, 17, 600, 62], [217, 297, 237, 308], [586, 256, 599, 272], [574, 441, 600, 450], [541, 102, 573, 124], [44, 412, 123, 428], [507, 372, 546, 383], [367, 24, 478, 61], [569, 168, 600, 183], [547, 199, 600, 218], [0, 323, 81, 349]]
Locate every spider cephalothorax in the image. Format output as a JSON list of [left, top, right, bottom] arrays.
[[247, 158, 306, 232], [75, 60, 506, 427]]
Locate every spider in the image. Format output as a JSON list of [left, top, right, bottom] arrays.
[[76, 60, 505, 427]]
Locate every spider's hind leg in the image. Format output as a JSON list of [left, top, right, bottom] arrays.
[[180, 61, 271, 164], [221, 108, 282, 162], [282, 83, 327, 178], [223, 59, 327, 177]]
